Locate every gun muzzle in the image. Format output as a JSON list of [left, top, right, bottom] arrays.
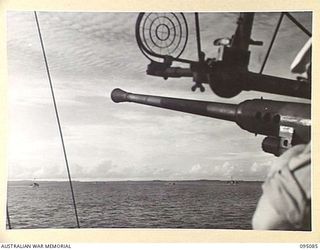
[[111, 88, 129, 103]]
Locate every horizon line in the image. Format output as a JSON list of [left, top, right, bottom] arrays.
[[7, 178, 264, 182]]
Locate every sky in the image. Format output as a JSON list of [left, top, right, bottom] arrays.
[[7, 11, 312, 181]]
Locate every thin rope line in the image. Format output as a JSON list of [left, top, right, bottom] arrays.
[[259, 12, 284, 74], [6, 202, 12, 229], [284, 12, 312, 37], [34, 11, 80, 228]]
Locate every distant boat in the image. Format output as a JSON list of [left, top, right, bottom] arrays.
[[30, 179, 40, 188], [31, 182, 40, 188], [165, 182, 176, 186], [228, 176, 238, 185], [228, 180, 238, 185]]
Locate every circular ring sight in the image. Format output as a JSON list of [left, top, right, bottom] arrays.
[[136, 12, 189, 62]]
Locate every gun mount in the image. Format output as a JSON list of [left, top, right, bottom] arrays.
[[111, 88, 311, 156], [135, 12, 311, 99]]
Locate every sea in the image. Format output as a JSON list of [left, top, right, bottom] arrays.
[[6, 180, 262, 230]]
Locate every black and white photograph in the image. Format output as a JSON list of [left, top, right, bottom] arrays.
[[6, 11, 312, 231]]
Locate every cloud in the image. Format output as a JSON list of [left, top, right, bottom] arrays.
[[175, 159, 273, 181], [189, 164, 202, 174]]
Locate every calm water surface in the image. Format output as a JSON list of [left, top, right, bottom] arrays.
[[7, 181, 262, 229]]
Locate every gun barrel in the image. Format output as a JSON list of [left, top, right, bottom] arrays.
[[111, 88, 310, 155], [111, 88, 310, 139], [111, 88, 237, 122]]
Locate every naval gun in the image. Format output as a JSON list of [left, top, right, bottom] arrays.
[[111, 12, 311, 156], [111, 88, 310, 156]]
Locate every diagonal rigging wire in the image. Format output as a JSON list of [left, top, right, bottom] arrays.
[[284, 12, 312, 37], [34, 11, 80, 228], [6, 201, 12, 229], [259, 12, 284, 74]]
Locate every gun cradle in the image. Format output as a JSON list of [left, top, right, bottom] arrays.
[[111, 88, 310, 156]]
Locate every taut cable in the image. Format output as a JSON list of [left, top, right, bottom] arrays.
[[259, 13, 284, 74], [34, 11, 80, 228], [6, 201, 12, 229]]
